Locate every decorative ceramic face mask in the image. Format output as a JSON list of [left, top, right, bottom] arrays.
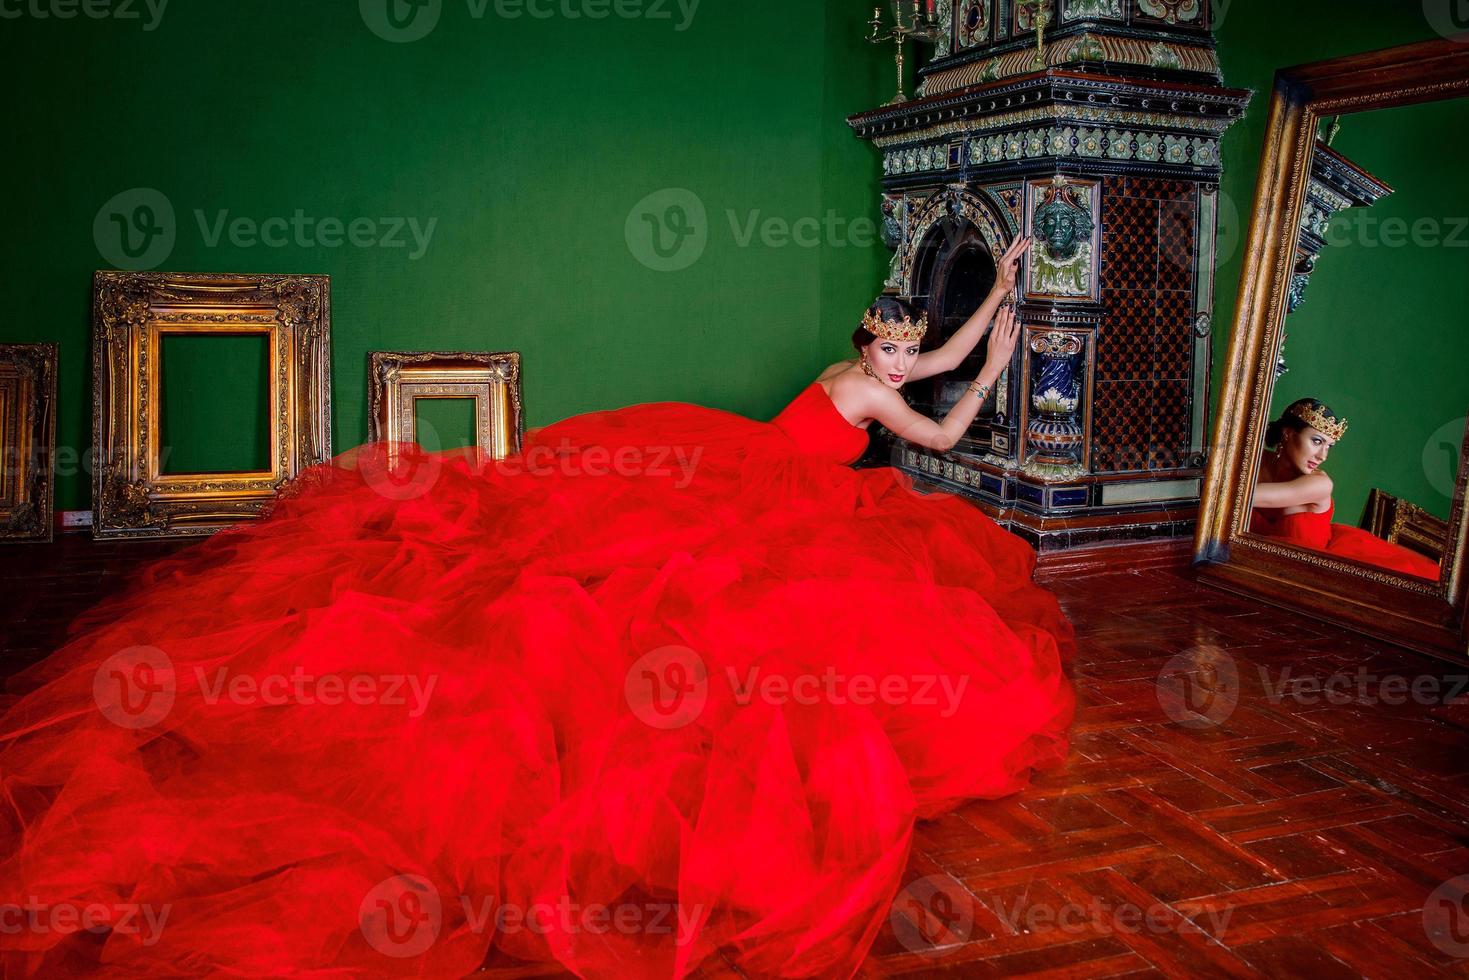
[[1033, 196, 1092, 261]]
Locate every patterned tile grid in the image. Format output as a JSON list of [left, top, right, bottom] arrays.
[[1093, 177, 1198, 472]]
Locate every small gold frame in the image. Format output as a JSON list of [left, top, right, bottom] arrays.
[[91, 272, 332, 539], [0, 343, 58, 543], [366, 351, 524, 460]]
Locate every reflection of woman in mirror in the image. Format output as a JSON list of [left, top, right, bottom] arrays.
[[1250, 398, 1440, 580]]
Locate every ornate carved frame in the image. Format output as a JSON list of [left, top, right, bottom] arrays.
[[91, 272, 332, 540], [1193, 37, 1469, 663], [1360, 488, 1449, 564], [0, 344, 58, 543], [367, 351, 524, 461]]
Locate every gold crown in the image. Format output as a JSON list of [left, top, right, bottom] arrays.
[[1288, 402, 1348, 441], [862, 309, 928, 342]]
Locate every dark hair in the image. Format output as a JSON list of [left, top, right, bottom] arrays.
[[1265, 397, 1340, 449], [851, 296, 922, 350]]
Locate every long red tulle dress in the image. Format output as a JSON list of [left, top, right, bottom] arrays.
[[1250, 500, 1441, 580], [0, 380, 1076, 978]]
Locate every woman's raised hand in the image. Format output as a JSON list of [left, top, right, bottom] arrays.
[[985, 306, 1021, 367], [993, 236, 1032, 295]]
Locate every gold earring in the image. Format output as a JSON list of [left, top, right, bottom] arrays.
[[860, 350, 878, 378]]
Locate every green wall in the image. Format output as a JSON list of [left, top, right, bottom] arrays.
[[6, 0, 1463, 517], [1212, 0, 1467, 522], [1265, 99, 1469, 523], [0, 0, 891, 511]]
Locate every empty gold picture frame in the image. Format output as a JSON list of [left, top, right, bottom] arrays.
[[0, 343, 58, 543], [367, 351, 524, 460], [91, 272, 333, 539]]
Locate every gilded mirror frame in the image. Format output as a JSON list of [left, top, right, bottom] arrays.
[[1193, 36, 1469, 663], [91, 272, 333, 540]]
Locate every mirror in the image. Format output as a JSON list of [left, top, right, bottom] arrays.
[[1194, 37, 1469, 663]]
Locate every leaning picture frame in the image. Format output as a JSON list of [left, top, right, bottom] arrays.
[[367, 350, 525, 463], [91, 271, 333, 539], [0, 343, 58, 543]]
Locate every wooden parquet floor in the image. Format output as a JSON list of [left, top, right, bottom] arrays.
[[2, 537, 1466, 978]]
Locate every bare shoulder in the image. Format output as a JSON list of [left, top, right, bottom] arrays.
[[1306, 470, 1333, 506], [816, 359, 856, 382], [832, 370, 904, 411]]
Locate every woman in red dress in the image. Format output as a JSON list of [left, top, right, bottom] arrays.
[[1250, 397, 1440, 581], [0, 241, 1075, 978]]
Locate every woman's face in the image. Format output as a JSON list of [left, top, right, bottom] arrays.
[[1279, 424, 1335, 476], [864, 336, 919, 389]]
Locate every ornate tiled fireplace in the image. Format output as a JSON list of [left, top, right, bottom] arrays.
[[849, 0, 1250, 551]]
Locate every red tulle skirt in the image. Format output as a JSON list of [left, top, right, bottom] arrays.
[[0, 400, 1076, 978]]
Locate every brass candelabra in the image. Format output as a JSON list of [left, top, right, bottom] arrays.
[[867, 2, 947, 106]]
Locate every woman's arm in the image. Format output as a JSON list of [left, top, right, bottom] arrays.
[[861, 309, 1021, 452], [1252, 472, 1332, 510], [907, 236, 1030, 383]]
